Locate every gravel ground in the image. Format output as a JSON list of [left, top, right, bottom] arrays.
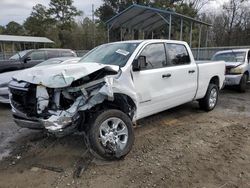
[[0, 85, 249, 188]]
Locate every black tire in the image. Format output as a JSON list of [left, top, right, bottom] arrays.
[[238, 74, 247, 93], [199, 83, 219, 111], [88, 109, 134, 160]]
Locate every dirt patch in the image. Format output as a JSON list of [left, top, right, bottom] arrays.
[[0, 86, 250, 188]]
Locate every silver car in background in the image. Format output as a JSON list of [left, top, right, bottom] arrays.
[[0, 57, 80, 103], [212, 49, 250, 92]]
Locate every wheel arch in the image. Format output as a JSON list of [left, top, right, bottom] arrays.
[[244, 71, 249, 79], [96, 93, 137, 120], [209, 76, 220, 88]]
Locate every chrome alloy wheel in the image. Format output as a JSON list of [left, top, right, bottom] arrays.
[[99, 117, 128, 151], [209, 88, 217, 108]]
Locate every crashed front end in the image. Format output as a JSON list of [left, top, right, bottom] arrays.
[[9, 66, 121, 137]]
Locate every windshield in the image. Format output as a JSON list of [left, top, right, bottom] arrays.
[[9, 50, 32, 60], [79, 42, 140, 67], [212, 51, 246, 63]]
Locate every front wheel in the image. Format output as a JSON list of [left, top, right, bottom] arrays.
[[88, 109, 134, 160], [199, 83, 219, 111]]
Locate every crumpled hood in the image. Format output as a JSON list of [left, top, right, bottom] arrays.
[[13, 62, 119, 88], [225, 62, 243, 68]]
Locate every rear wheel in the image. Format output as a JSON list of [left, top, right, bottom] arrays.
[[238, 74, 248, 93], [199, 83, 218, 111], [88, 109, 134, 160]]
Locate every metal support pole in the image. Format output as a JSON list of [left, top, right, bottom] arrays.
[[180, 18, 183, 41], [3, 43, 6, 59], [142, 31, 145, 39], [132, 29, 134, 40], [169, 14, 172, 39], [198, 25, 202, 48], [198, 25, 202, 60], [107, 25, 110, 42], [205, 26, 209, 47], [189, 22, 193, 48], [0, 42, 3, 52], [151, 31, 154, 39], [0, 43, 3, 60], [12, 42, 15, 53], [120, 28, 123, 41], [92, 4, 95, 47]]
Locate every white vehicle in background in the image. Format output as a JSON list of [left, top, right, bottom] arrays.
[[0, 57, 80, 103], [212, 49, 250, 92], [9, 40, 225, 160]]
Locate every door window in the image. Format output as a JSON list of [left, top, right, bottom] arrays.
[[30, 51, 46, 60], [61, 51, 75, 57], [139, 43, 167, 70], [47, 51, 60, 59], [166, 44, 190, 66]]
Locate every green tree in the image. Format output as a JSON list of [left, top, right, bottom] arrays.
[[47, 0, 82, 47], [0, 26, 4, 34], [4, 21, 25, 35], [48, 0, 82, 30], [24, 4, 54, 37]]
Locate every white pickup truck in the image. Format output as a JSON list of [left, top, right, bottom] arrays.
[[9, 40, 225, 160]]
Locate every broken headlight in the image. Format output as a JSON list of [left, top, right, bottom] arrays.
[[229, 66, 243, 74]]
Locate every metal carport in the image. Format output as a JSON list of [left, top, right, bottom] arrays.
[[106, 4, 211, 51], [0, 35, 54, 59]]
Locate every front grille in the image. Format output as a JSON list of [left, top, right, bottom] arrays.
[[9, 81, 37, 116]]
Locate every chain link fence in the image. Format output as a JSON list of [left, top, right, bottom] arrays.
[[1, 47, 250, 61], [192, 46, 250, 60]]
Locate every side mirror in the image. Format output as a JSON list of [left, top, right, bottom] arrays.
[[132, 56, 147, 71], [24, 57, 31, 63]]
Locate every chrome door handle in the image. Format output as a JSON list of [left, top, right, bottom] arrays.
[[162, 74, 171, 78]]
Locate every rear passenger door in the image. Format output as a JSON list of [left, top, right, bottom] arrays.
[[164, 43, 198, 106]]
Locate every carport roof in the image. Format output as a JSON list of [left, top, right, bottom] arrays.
[[106, 4, 211, 32], [0, 35, 54, 43]]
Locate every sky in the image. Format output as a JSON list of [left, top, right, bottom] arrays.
[[0, 0, 103, 26], [0, 0, 228, 26]]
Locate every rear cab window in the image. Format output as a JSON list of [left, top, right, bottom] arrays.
[[165, 43, 191, 66]]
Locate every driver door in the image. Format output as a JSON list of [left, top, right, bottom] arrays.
[[132, 43, 170, 119]]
